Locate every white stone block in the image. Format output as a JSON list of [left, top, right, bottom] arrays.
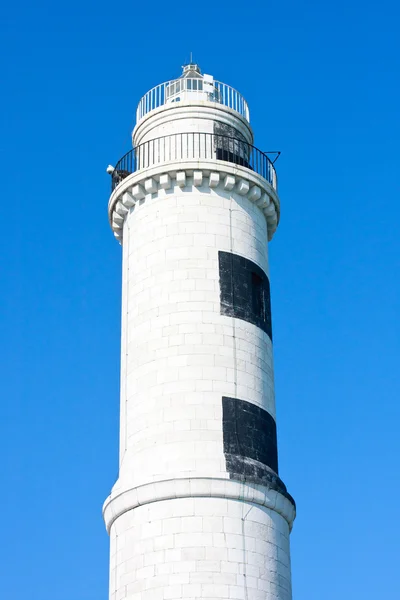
[[115, 201, 128, 216], [135, 564, 155, 579], [172, 560, 196, 573], [181, 547, 206, 561], [193, 171, 203, 186], [144, 550, 165, 566], [206, 546, 227, 560], [136, 483, 156, 506], [162, 517, 182, 535], [183, 583, 202, 597], [248, 185, 262, 202], [159, 173, 172, 189], [256, 192, 270, 209], [264, 202, 276, 217], [236, 179, 250, 196], [167, 573, 190, 585], [209, 172, 220, 188], [141, 521, 162, 538], [181, 516, 203, 533], [112, 212, 124, 225], [202, 584, 229, 598], [176, 171, 186, 187], [223, 175, 235, 190], [144, 178, 158, 194], [122, 191, 135, 208], [131, 184, 145, 200], [164, 585, 182, 599], [154, 534, 174, 551]]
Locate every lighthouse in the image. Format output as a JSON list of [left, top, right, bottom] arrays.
[[104, 63, 295, 600]]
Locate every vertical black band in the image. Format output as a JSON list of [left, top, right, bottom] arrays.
[[218, 251, 272, 340], [222, 396, 278, 474], [221, 397, 293, 503]]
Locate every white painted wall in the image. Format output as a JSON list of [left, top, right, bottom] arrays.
[[109, 497, 291, 600], [132, 104, 254, 148], [115, 183, 274, 489]]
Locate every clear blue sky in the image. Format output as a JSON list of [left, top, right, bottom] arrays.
[[1, 0, 399, 598]]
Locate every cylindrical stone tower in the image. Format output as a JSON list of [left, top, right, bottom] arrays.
[[104, 63, 295, 600]]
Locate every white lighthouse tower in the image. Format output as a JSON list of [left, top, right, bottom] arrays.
[[104, 63, 295, 600]]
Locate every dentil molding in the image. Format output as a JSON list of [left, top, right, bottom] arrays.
[[108, 160, 281, 245]]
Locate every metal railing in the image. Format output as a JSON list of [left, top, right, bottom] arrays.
[[111, 132, 277, 191], [136, 79, 250, 122]]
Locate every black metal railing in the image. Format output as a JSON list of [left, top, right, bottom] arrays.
[[111, 133, 278, 191]]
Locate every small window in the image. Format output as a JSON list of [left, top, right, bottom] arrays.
[[187, 79, 192, 90], [198, 80, 203, 90], [193, 79, 198, 91]]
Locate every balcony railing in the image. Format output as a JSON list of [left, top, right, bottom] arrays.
[[111, 132, 277, 192], [136, 79, 250, 122]]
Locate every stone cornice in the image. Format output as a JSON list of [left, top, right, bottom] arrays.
[[103, 477, 296, 534], [108, 160, 280, 244]]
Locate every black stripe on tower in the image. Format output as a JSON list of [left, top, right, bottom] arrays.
[[223, 397, 278, 474], [222, 397, 294, 505], [218, 251, 272, 340]]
